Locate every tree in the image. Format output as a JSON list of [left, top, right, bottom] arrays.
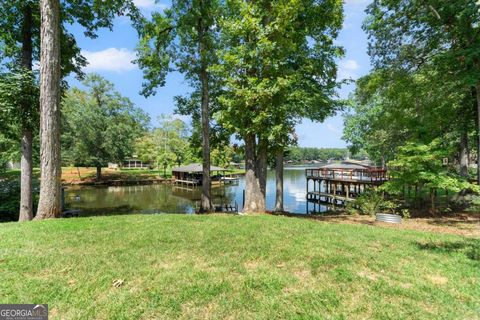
[[0, 70, 39, 220], [62, 74, 149, 181], [135, 115, 192, 172], [136, 0, 221, 212], [0, 0, 141, 220], [344, 67, 472, 174], [215, 0, 343, 212], [382, 140, 478, 213], [34, 0, 61, 219], [364, 0, 480, 182]]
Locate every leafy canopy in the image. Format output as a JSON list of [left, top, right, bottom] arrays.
[[62, 74, 149, 168]]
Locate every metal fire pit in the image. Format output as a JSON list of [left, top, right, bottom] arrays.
[[376, 213, 402, 224]]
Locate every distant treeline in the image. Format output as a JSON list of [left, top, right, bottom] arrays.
[[284, 147, 367, 163]]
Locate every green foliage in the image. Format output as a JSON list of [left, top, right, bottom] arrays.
[[382, 140, 478, 195], [0, 178, 39, 221], [464, 195, 480, 213], [136, 0, 221, 93], [343, 68, 471, 168], [347, 0, 480, 179], [0, 70, 39, 132], [214, 0, 344, 145], [0, 134, 19, 172], [134, 115, 238, 168], [210, 145, 234, 167], [0, 70, 39, 170], [346, 189, 397, 216], [0, 1, 141, 77], [284, 147, 357, 163], [135, 115, 193, 168], [62, 74, 149, 168]]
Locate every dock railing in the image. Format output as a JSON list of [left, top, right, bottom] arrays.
[[305, 168, 388, 183]]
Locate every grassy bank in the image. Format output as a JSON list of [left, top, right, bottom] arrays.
[[0, 215, 478, 319], [1, 167, 245, 184]]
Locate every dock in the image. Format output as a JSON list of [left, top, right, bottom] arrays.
[[306, 162, 388, 207]]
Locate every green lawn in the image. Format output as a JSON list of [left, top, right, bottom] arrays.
[[0, 215, 478, 319]]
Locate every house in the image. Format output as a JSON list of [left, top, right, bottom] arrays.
[[122, 157, 151, 170]]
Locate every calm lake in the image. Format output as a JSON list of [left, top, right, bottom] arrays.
[[65, 167, 331, 216]]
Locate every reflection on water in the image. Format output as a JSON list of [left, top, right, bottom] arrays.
[[65, 167, 332, 216]]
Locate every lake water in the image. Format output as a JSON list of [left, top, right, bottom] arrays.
[[65, 167, 332, 216]]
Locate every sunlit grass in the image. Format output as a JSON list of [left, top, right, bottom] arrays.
[[0, 214, 478, 319]]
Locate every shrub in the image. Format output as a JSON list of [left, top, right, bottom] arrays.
[[0, 179, 39, 222], [346, 189, 398, 216]]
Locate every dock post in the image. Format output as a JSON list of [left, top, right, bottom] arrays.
[[242, 189, 245, 209], [61, 187, 65, 212]]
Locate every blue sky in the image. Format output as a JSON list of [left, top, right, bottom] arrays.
[[66, 0, 371, 148]]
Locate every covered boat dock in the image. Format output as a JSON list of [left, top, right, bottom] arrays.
[[172, 163, 237, 186], [306, 161, 388, 207]]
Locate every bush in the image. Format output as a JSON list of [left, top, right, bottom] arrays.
[[464, 195, 480, 213], [346, 189, 400, 216], [0, 179, 39, 222]]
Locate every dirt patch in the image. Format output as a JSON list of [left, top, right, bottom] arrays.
[[279, 212, 480, 237], [61, 167, 161, 185], [243, 260, 262, 271], [358, 270, 378, 282], [427, 275, 448, 285]]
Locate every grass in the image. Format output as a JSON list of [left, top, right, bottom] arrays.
[[2, 167, 244, 184], [0, 215, 478, 319]]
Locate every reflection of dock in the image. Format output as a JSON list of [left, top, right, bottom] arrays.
[[306, 162, 388, 207], [218, 176, 239, 185]]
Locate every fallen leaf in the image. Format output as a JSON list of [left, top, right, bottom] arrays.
[[112, 279, 125, 287]]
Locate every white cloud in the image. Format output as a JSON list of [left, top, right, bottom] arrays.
[[337, 59, 360, 80], [82, 48, 136, 73], [343, 0, 370, 5], [133, 0, 157, 8], [133, 0, 169, 10], [326, 122, 341, 134]]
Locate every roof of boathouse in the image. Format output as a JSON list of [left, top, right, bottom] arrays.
[[319, 160, 375, 170], [172, 163, 227, 173]]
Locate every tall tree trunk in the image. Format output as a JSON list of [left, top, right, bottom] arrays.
[[35, 0, 62, 220], [256, 137, 267, 212], [198, 16, 212, 212], [274, 147, 284, 213], [96, 166, 102, 182], [459, 126, 469, 178], [243, 134, 264, 213], [18, 4, 34, 222]]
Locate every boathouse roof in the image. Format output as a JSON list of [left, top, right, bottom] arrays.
[[172, 163, 227, 173], [319, 160, 375, 170]]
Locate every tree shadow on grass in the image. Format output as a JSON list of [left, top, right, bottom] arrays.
[[425, 213, 480, 228], [415, 239, 480, 261]]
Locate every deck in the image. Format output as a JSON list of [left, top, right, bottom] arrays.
[[306, 167, 388, 207], [305, 168, 388, 184]]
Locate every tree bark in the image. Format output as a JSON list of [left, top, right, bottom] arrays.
[[243, 134, 264, 213], [35, 0, 62, 220], [256, 137, 267, 212], [274, 147, 284, 213], [198, 15, 212, 213], [19, 129, 33, 221], [18, 3, 34, 222], [459, 126, 469, 178], [96, 166, 102, 182]]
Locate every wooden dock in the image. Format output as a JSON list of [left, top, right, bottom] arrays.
[[306, 166, 388, 207]]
